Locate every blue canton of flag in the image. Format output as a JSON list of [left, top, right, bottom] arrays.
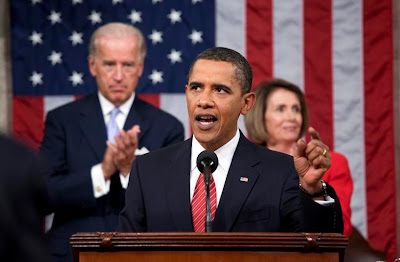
[[10, 0, 215, 96]]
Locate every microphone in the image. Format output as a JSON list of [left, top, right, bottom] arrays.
[[196, 150, 218, 232], [196, 150, 218, 174]]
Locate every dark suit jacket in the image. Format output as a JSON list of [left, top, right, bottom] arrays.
[[40, 93, 184, 261], [0, 135, 50, 262], [119, 132, 343, 233]]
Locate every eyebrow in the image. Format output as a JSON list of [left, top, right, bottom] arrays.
[[188, 82, 232, 92], [274, 103, 300, 107], [188, 81, 203, 87], [213, 83, 232, 93]]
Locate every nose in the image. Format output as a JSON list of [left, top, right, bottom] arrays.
[[197, 88, 214, 108], [112, 65, 123, 81], [285, 109, 296, 120]]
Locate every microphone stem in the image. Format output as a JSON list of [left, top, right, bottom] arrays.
[[204, 165, 212, 232]]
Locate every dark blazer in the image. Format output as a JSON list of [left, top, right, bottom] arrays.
[[40, 93, 184, 261], [0, 135, 50, 262], [119, 132, 343, 233]]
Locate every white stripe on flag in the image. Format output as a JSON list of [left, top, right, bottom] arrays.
[[273, 0, 304, 89], [44, 95, 75, 116], [332, 0, 366, 238], [215, 0, 246, 56], [160, 94, 191, 139], [238, 115, 247, 136], [216, 0, 247, 136]]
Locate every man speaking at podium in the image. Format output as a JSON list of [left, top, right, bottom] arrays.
[[119, 47, 343, 233]]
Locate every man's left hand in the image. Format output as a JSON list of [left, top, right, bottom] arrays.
[[108, 125, 141, 176], [293, 127, 331, 193]]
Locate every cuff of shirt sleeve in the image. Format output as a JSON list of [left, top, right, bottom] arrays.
[[120, 173, 130, 189], [91, 163, 111, 198], [315, 195, 335, 206]]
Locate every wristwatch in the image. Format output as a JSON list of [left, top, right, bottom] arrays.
[[299, 180, 327, 198]]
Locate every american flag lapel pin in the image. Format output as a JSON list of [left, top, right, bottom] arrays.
[[240, 176, 249, 182]]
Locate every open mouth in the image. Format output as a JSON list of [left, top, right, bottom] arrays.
[[195, 115, 217, 129]]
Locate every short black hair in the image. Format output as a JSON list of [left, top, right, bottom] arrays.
[[188, 47, 253, 94]]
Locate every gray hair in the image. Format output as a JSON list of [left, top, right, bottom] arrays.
[[89, 22, 147, 61]]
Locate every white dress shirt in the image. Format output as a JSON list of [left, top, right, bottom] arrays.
[[190, 129, 240, 207], [91, 91, 134, 198]]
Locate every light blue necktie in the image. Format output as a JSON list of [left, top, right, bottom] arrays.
[[107, 107, 120, 144]]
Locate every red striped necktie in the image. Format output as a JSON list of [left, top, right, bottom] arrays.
[[191, 173, 217, 233]]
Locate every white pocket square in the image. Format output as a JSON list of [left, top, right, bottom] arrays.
[[135, 147, 150, 156]]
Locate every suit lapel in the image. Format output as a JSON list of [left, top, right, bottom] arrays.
[[79, 95, 149, 163], [163, 139, 193, 231], [213, 134, 261, 231], [80, 94, 107, 161], [123, 98, 147, 142]]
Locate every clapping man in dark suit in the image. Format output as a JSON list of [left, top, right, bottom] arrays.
[[41, 23, 184, 261], [119, 47, 343, 233]]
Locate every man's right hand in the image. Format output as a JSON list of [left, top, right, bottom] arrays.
[[112, 125, 141, 176], [102, 145, 117, 180], [102, 125, 141, 179]]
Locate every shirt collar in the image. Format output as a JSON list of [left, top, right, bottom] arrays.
[[191, 129, 240, 173], [98, 91, 135, 116]]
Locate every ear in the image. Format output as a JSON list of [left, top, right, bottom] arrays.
[[88, 56, 97, 77], [240, 92, 256, 115], [137, 60, 144, 77]]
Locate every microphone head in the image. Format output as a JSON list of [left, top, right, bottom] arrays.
[[196, 150, 219, 173]]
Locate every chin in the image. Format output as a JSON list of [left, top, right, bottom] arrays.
[[111, 96, 128, 105], [278, 134, 295, 142], [194, 131, 213, 142], [287, 137, 298, 143], [195, 132, 220, 146]]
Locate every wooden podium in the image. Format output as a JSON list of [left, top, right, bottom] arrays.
[[70, 232, 348, 262]]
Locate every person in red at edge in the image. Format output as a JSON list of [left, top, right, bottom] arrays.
[[245, 78, 353, 237]]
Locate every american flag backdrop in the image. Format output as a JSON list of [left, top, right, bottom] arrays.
[[10, 0, 397, 261]]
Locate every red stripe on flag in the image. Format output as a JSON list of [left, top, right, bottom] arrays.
[[137, 94, 160, 108], [303, 0, 333, 148], [74, 95, 85, 101], [12, 96, 44, 150], [363, 0, 396, 260], [246, 0, 273, 89]]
